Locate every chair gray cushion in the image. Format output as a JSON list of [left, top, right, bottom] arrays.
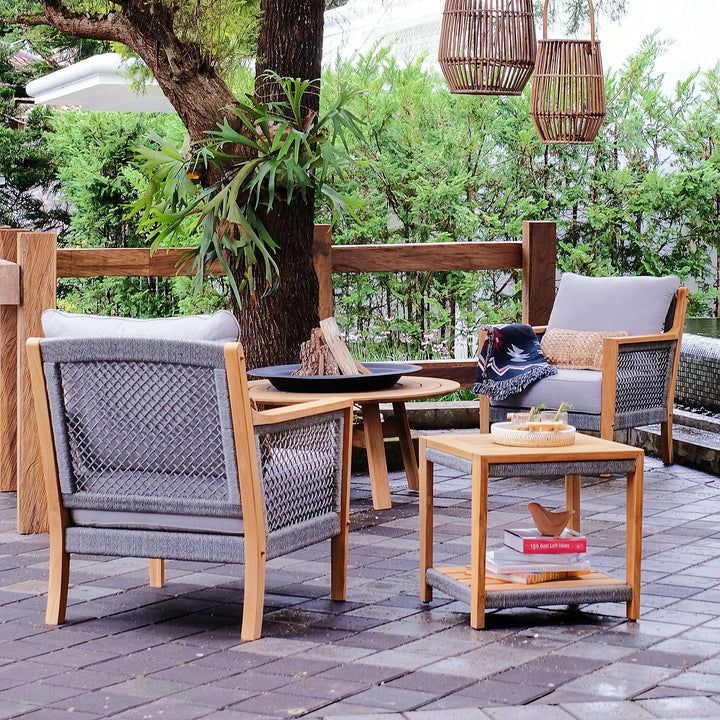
[[42, 309, 240, 343], [491, 369, 603, 414], [546, 273, 680, 336], [69, 509, 245, 535]]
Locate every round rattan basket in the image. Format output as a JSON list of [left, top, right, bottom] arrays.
[[529, 0, 606, 144], [491, 422, 576, 447], [438, 0, 537, 95]]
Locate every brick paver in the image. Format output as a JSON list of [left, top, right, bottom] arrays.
[[1, 452, 720, 718]]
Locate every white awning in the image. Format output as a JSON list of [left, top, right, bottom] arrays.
[[26, 53, 175, 113]]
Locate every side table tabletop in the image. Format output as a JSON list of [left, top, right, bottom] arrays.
[[249, 375, 460, 510], [419, 432, 644, 629]]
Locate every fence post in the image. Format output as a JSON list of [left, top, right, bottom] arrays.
[[313, 224, 333, 319], [17, 232, 57, 534], [0, 229, 21, 492], [522, 220, 556, 326]]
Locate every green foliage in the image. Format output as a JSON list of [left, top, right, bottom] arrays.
[[46, 109, 228, 316], [0, 40, 69, 230], [320, 37, 720, 361], [132, 71, 365, 304]]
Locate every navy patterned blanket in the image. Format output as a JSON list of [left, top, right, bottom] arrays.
[[472, 323, 557, 401]]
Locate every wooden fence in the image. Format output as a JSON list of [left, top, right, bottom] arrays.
[[0, 220, 556, 533]]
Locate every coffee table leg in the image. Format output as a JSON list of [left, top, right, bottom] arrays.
[[419, 437, 433, 603], [470, 457, 488, 629], [626, 455, 644, 620], [393, 402, 419, 491], [360, 403, 392, 510], [565, 474, 581, 532]]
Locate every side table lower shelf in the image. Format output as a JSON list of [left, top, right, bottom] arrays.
[[426, 566, 633, 610]]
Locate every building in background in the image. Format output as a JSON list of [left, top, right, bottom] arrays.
[[323, 0, 442, 71]]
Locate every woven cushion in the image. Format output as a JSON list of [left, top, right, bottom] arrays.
[[42, 309, 240, 343], [547, 273, 680, 336], [541, 329, 628, 371]]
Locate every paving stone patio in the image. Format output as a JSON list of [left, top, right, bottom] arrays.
[[1, 441, 720, 719]]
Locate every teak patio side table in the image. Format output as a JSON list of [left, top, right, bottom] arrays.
[[249, 375, 460, 510], [419, 432, 644, 629]]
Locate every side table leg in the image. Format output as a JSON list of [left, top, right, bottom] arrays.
[[393, 402, 419, 491], [470, 457, 488, 629], [626, 455, 644, 620], [565, 474, 581, 532], [360, 403, 392, 510], [419, 438, 433, 603]]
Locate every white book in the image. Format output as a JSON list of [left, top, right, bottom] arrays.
[[486, 549, 592, 575], [490, 546, 584, 567]]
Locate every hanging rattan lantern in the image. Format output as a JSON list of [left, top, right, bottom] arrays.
[[529, 0, 606, 144], [438, 0, 537, 96]]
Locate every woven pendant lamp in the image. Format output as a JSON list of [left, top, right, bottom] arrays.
[[529, 0, 606, 143], [438, 0, 537, 95]]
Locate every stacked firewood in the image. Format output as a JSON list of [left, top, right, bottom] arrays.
[[293, 318, 371, 376]]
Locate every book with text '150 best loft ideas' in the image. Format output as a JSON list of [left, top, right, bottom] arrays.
[[504, 527, 587, 554]]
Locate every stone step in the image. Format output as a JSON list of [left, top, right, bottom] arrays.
[[631, 422, 720, 476]]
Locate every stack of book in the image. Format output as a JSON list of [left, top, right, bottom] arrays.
[[484, 527, 590, 585]]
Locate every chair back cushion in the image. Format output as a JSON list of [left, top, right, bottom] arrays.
[[546, 273, 680, 336], [40, 337, 242, 521], [42, 309, 240, 343]]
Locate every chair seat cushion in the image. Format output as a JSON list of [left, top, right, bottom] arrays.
[[70, 509, 244, 535], [42, 309, 240, 343], [490, 368, 603, 414]]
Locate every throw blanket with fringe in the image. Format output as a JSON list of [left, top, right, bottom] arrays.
[[473, 324, 557, 401]]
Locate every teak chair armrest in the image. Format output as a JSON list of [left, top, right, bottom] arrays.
[[252, 398, 354, 426]]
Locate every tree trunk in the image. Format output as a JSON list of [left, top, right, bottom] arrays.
[[234, 0, 325, 368]]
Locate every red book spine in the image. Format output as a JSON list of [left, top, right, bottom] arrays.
[[519, 537, 587, 553]]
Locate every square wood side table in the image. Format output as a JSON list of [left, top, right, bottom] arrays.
[[419, 432, 644, 629]]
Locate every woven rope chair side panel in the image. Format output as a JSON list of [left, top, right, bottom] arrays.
[[65, 526, 246, 564], [42, 338, 241, 518], [614, 341, 675, 428], [255, 412, 345, 556], [438, 0, 536, 95]]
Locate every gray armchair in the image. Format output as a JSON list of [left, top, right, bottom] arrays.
[[28, 336, 353, 641], [479, 273, 688, 464]]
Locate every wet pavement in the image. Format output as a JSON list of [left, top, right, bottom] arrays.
[[1, 439, 720, 719]]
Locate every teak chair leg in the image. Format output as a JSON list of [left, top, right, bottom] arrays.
[[241, 549, 266, 642], [330, 533, 348, 602], [46, 539, 70, 625], [660, 419, 674, 465], [149, 558, 165, 588], [478, 395, 490, 433]]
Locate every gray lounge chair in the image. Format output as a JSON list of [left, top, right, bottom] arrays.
[[28, 336, 353, 641], [479, 273, 689, 464]]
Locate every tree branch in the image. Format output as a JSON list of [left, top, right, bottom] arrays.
[[11, 4, 135, 45]]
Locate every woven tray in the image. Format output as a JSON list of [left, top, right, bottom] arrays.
[[491, 422, 576, 447]]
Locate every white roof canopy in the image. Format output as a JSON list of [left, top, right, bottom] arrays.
[[26, 53, 175, 113]]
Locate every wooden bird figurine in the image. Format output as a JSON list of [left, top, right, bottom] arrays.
[[528, 502, 574, 537]]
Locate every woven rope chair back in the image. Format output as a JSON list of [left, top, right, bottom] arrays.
[[438, 0, 537, 95], [529, 0, 606, 143], [41, 338, 242, 519]]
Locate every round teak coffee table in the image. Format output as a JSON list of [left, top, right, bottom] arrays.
[[248, 375, 460, 510]]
